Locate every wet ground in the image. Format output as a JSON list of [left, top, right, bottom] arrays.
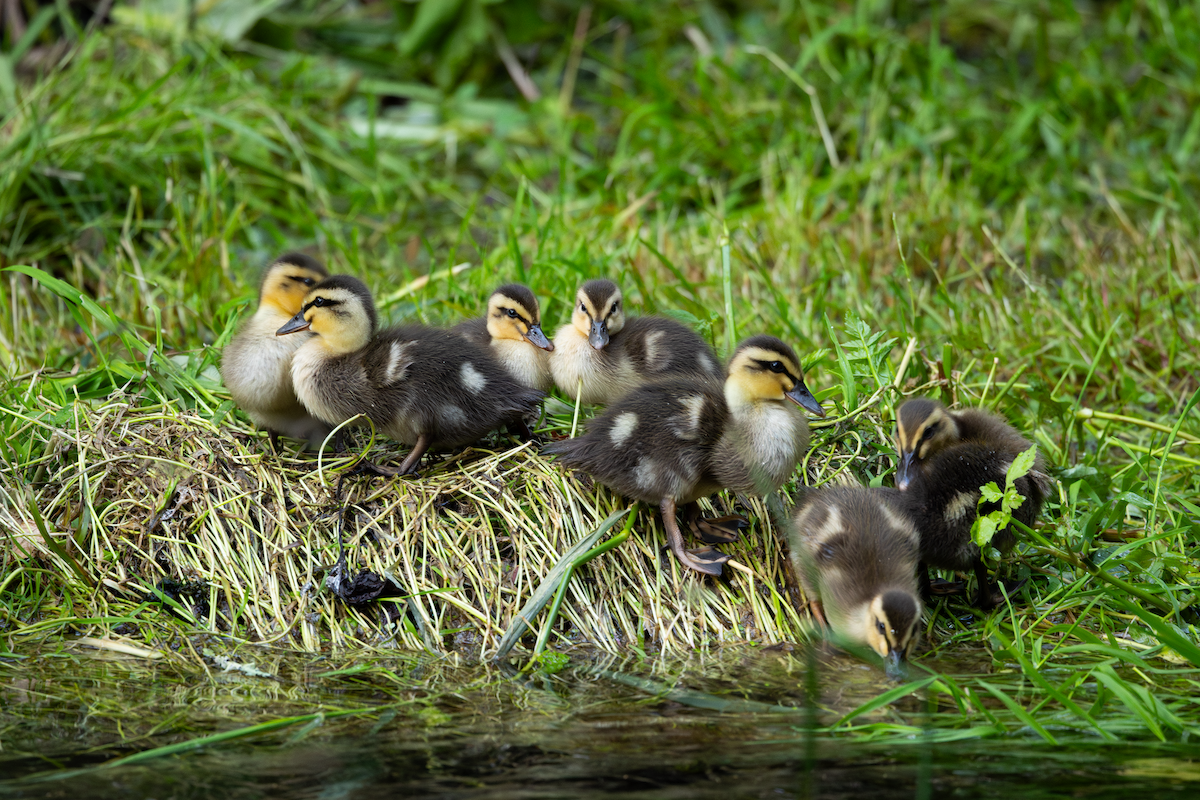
[[2, 642, 1199, 798]]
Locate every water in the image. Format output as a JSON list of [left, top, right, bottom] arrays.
[[3, 644, 1198, 798]]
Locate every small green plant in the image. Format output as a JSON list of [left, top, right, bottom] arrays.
[[972, 444, 1038, 548]]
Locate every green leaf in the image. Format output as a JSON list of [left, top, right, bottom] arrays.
[[1006, 444, 1038, 488], [972, 514, 1000, 548], [980, 482, 1004, 503]]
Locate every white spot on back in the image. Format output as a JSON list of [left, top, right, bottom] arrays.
[[945, 491, 979, 523], [879, 502, 918, 540], [678, 395, 706, 435], [698, 351, 716, 375], [644, 330, 665, 368], [460, 362, 487, 393], [634, 458, 659, 491], [815, 505, 844, 543], [384, 341, 409, 384], [609, 412, 638, 447], [440, 405, 467, 428]]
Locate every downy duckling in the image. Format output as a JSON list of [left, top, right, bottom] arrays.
[[546, 335, 825, 576], [220, 253, 332, 448], [276, 275, 545, 475], [453, 283, 554, 392], [894, 397, 1053, 608], [549, 278, 722, 405], [789, 485, 923, 677]]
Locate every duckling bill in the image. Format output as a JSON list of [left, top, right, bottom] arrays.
[[894, 397, 1053, 608], [546, 335, 824, 576], [790, 485, 922, 677], [220, 253, 333, 449], [276, 275, 545, 475]]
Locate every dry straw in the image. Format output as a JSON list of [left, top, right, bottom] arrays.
[[0, 388, 882, 659]]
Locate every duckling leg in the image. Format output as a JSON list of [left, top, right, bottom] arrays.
[[919, 562, 966, 600], [660, 498, 730, 577], [975, 558, 1028, 609], [681, 502, 749, 544], [397, 433, 433, 476]]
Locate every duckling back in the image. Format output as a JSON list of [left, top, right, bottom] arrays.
[[294, 324, 545, 450], [544, 377, 729, 504], [790, 486, 922, 652], [898, 441, 1053, 572], [550, 293, 721, 405]]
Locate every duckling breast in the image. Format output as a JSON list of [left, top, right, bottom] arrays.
[[491, 337, 553, 392], [549, 323, 638, 404], [222, 308, 308, 415], [714, 402, 810, 495]]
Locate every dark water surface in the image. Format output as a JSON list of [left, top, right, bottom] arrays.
[[2, 643, 1198, 798]]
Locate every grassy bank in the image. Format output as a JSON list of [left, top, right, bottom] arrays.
[[1, 0, 1199, 745]]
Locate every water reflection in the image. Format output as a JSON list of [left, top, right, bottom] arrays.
[[1, 644, 1196, 799]]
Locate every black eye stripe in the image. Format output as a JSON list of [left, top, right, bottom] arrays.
[[306, 296, 339, 311], [752, 358, 796, 379]]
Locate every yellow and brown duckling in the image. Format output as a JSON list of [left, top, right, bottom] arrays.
[[789, 485, 923, 678], [549, 278, 722, 405], [453, 283, 554, 392], [546, 335, 824, 576], [276, 275, 545, 475], [220, 253, 333, 448], [894, 397, 1054, 608]]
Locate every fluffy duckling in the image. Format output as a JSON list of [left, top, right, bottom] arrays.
[[549, 278, 722, 405], [276, 275, 545, 475], [789, 485, 923, 677], [220, 253, 332, 448], [546, 335, 825, 576], [453, 283, 554, 392], [894, 397, 1054, 608]]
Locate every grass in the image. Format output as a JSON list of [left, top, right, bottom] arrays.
[[1, 0, 1199, 755]]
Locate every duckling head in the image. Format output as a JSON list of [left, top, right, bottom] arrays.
[[487, 284, 553, 351], [895, 397, 962, 490], [572, 279, 624, 349], [725, 335, 825, 417], [276, 274, 377, 354], [258, 253, 328, 316], [862, 589, 922, 679]]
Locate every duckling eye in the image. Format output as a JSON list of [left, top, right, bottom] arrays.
[[506, 308, 518, 318], [301, 277, 315, 287], [313, 297, 328, 307], [921, 422, 939, 441], [876, 620, 887, 636], [579, 302, 586, 312], [768, 361, 786, 373]]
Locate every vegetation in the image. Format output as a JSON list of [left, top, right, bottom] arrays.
[[2, 0, 1199, 774]]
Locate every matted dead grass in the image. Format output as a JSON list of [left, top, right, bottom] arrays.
[[0, 388, 885, 659]]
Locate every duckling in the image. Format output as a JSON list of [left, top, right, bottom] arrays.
[[549, 278, 722, 405], [894, 397, 1054, 608], [276, 275, 545, 475], [220, 253, 333, 448], [546, 335, 824, 576], [452, 283, 554, 392], [789, 485, 923, 677]]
